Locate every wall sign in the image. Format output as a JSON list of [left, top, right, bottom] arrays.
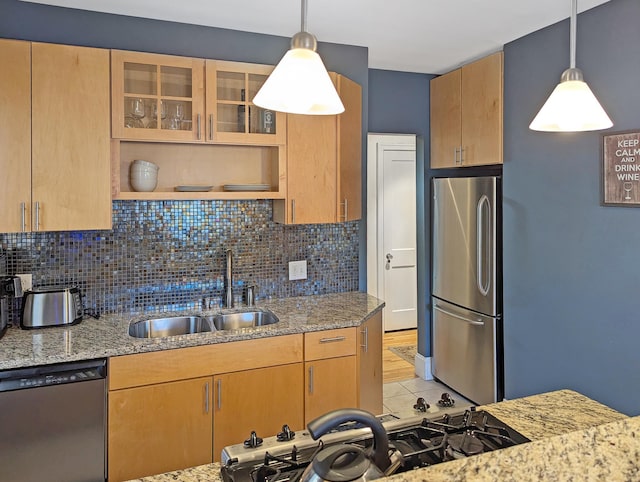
[[603, 130, 640, 206]]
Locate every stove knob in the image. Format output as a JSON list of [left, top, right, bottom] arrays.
[[437, 392, 455, 407], [413, 397, 429, 412], [243, 431, 263, 448], [276, 424, 296, 441]]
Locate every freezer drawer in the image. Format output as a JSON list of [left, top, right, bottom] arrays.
[[431, 298, 498, 405]]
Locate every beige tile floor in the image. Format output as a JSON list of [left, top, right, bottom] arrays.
[[383, 377, 474, 418]]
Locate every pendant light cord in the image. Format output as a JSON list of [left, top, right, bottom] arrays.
[[301, 0, 308, 33], [570, 0, 577, 69]]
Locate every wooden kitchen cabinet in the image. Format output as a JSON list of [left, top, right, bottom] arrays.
[[106, 321, 382, 478], [430, 51, 503, 168], [111, 50, 205, 142], [111, 140, 286, 200], [107, 335, 304, 477], [357, 311, 383, 415], [273, 73, 362, 224], [206, 60, 286, 145], [0, 39, 31, 233], [110, 53, 287, 200], [111, 52, 285, 145], [108, 377, 213, 482], [0, 41, 111, 232], [213, 363, 304, 458], [304, 327, 358, 423]]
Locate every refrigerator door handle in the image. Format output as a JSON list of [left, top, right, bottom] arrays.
[[476, 194, 491, 297], [434, 303, 485, 326]]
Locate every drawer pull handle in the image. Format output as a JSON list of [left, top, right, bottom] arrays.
[[319, 336, 346, 344]]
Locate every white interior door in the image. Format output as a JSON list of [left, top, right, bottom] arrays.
[[366, 134, 417, 332]]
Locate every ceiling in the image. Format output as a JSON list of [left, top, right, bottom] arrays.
[[22, 0, 610, 74]]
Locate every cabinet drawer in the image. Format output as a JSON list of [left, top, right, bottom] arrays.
[[109, 334, 303, 390], [304, 328, 356, 361]]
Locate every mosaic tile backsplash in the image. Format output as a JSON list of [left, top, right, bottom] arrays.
[[0, 200, 359, 323]]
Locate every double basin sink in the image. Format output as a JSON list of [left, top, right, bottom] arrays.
[[129, 309, 279, 338]]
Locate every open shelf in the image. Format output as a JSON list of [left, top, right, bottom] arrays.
[[111, 140, 286, 201]]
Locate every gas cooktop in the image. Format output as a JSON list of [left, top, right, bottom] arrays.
[[221, 409, 530, 482]]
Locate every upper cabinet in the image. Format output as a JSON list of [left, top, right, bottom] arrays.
[[0, 40, 31, 233], [0, 40, 111, 232], [111, 52, 285, 145], [206, 60, 286, 145], [111, 50, 205, 142], [430, 51, 503, 168], [273, 73, 362, 224]]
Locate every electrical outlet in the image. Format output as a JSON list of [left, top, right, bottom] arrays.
[[288, 260, 307, 281], [16, 274, 32, 292]]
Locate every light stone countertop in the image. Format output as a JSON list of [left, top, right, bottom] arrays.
[[0, 292, 384, 370], [130, 389, 632, 482]]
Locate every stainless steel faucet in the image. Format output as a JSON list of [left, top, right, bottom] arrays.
[[224, 249, 233, 308]]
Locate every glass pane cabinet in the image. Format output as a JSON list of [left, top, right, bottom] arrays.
[[112, 51, 205, 142], [110, 52, 287, 201], [206, 60, 285, 145]]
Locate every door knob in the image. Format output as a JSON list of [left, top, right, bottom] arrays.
[[386, 253, 393, 260]]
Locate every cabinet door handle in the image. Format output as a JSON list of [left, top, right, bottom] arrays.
[[308, 366, 314, 394], [217, 379, 222, 410], [361, 326, 368, 353], [204, 382, 210, 414], [453, 147, 458, 164], [319, 336, 346, 344], [342, 198, 348, 221], [34, 202, 40, 231], [291, 199, 296, 224], [196, 114, 201, 140], [20, 202, 26, 232], [459, 146, 464, 165], [209, 114, 214, 141]]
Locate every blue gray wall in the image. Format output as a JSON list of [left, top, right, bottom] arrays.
[[368, 69, 432, 356], [503, 0, 640, 415]]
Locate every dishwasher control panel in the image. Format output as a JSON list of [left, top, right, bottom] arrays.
[[0, 360, 106, 392]]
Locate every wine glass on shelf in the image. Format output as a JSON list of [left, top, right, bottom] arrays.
[[168, 102, 185, 130], [174, 103, 185, 130], [149, 101, 167, 129], [125, 98, 145, 128], [623, 182, 633, 201]]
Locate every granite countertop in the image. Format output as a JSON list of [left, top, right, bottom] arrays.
[[0, 292, 384, 370], [129, 389, 633, 482]]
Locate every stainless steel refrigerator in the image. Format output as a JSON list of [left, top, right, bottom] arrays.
[[431, 176, 502, 405]]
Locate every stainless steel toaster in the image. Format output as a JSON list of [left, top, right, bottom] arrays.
[[20, 287, 84, 329]]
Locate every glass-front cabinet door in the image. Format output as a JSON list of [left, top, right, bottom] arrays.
[[205, 60, 286, 145], [111, 51, 205, 142]]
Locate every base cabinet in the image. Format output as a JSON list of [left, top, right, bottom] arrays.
[[213, 363, 304, 460], [108, 377, 213, 482], [107, 320, 382, 480], [305, 356, 358, 423], [357, 312, 383, 415]]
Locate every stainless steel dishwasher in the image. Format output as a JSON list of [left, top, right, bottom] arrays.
[[0, 359, 107, 482]]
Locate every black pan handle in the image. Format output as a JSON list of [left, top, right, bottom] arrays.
[[306, 408, 391, 471]]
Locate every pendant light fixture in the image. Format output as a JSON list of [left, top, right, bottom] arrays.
[[529, 0, 612, 132], [253, 0, 344, 115]]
